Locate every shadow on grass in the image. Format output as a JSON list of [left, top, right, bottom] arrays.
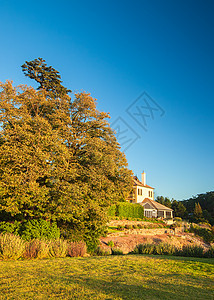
[[1, 256, 213, 300], [140, 254, 214, 266], [55, 274, 213, 300]]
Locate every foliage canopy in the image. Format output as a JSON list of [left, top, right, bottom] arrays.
[[0, 58, 132, 245]]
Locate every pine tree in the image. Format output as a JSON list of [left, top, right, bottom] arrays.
[[194, 202, 203, 219], [21, 58, 71, 96]]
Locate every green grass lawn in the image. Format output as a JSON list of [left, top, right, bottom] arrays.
[[0, 255, 213, 300]]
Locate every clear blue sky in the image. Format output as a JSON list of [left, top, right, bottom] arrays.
[[1, 0, 214, 200]]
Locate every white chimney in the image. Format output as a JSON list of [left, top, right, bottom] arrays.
[[141, 172, 146, 185]]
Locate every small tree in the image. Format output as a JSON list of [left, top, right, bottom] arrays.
[[194, 203, 203, 220]]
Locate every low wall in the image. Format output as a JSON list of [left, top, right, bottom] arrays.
[[108, 228, 179, 237]]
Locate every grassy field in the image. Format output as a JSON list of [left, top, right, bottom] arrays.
[[0, 255, 213, 300]]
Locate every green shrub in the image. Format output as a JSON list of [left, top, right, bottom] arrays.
[[132, 224, 138, 229], [23, 239, 50, 259], [49, 239, 67, 258], [20, 219, 60, 241], [0, 221, 21, 235], [116, 203, 144, 219], [0, 233, 25, 260], [107, 240, 114, 247], [117, 225, 124, 231], [108, 205, 117, 217], [67, 241, 87, 257]]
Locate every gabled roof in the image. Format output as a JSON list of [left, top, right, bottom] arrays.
[[133, 176, 154, 189], [141, 198, 173, 211]]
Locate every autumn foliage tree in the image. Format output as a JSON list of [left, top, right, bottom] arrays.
[[0, 58, 132, 248]]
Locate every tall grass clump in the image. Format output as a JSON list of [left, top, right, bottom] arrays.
[[131, 243, 156, 254], [154, 243, 175, 255], [23, 239, 50, 259], [93, 246, 110, 256], [204, 246, 214, 258], [176, 245, 205, 258], [67, 241, 86, 257], [130, 243, 213, 258], [0, 233, 25, 260], [111, 248, 123, 255], [49, 239, 68, 258]]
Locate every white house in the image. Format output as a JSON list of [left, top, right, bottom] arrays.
[[127, 172, 154, 203], [127, 172, 173, 221]]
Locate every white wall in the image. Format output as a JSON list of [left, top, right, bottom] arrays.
[[136, 186, 154, 203]]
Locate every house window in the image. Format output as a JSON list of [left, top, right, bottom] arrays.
[[148, 191, 153, 197], [138, 189, 142, 195]]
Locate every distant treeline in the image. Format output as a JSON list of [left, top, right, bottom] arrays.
[[182, 191, 214, 225], [156, 191, 214, 225]]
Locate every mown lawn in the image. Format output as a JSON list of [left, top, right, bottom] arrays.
[[0, 255, 213, 300]]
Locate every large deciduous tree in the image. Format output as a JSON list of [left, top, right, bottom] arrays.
[[0, 59, 132, 246]]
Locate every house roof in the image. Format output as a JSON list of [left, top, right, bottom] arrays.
[[141, 198, 173, 211], [133, 176, 154, 189]]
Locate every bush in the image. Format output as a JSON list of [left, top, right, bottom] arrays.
[[125, 224, 132, 230], [117, 225, 124, 231], [116, 203, 144, 219], [49, 239, 67, 258], [23, 239, 50, 259], [0, 233, 25, 260], [0, 221, 21, 235], [67, 241, 86, 257], [0, 220, 60, 241], [132, 224, 138, 229], [107, 240, 114, 247], [108, 205, 117, 217], [20, 219, 60, 241]]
